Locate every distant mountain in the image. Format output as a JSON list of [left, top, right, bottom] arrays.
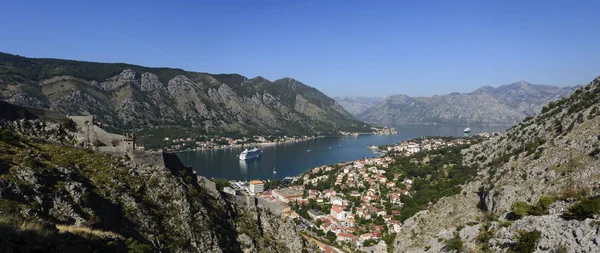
[[333, 96, 384, 116], [0, 52, 368, 136], [358, 81, 579, 126], [471, 80, 579, 115]]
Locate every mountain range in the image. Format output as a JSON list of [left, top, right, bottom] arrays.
[[332, 97, 383, 115], [337, 81, 579, 126], [0, 52, 368, 137]]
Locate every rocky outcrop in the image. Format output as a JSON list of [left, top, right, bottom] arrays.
[[0, 118, 307, 252], [393, 77, 600, 252], [359, 81, 578, 126]]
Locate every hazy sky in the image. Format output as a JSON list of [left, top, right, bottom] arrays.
[[1, 0, 599, 97]]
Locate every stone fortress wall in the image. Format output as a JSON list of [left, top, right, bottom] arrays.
[[67, 115, 136, 154]]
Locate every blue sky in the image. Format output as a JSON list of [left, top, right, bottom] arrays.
[[1, 1, 599, 97]]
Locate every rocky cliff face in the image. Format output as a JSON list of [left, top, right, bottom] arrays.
[[0, 117, 305, 252], [333, 96, 383, 116], [393, 77, 600, 252], [359, 81, 578, 126], [0, 52, 366, 136]]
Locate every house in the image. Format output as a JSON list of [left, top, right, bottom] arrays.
[[336, 233, 358, 244], [343, 165, 352, 173], [308, 209, 326, 220], [331, 197, 344, 206], [388, 219, 402, 233], [390, 194, 402, 205], [323, 189, 336, 198], [330, 205, 346, 220], [359, 233, 372, 244], [249, 180, 264, 195]]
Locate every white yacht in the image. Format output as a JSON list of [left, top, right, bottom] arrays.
[[464, 127, 472, 134], [239, 148, 263, 160]]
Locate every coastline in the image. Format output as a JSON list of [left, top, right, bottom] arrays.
[[171, 135, 325, 153]]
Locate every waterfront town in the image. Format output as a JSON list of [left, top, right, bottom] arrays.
[[163, 126, 397, 152], [217, 135, 491, 252], [164, 135, 318, 152]]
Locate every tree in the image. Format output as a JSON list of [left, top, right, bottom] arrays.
[[362, 239, 376, 247], [326, 231, 337, 242], [315, 219, 323, 228], [316, 229, 325, 237]]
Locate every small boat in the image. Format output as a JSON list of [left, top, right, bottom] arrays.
[[307, 149, 311, 152], [464, 127, 472, 134], [329, 146, 332, 149], [272, 165, 277, 174]]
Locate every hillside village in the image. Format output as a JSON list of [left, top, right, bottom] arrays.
[[224, 136, 490, 252]]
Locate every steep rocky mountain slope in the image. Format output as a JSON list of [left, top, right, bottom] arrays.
[[393, 77, 600, 252], [0, 114, 305, 252], [472, 81, 579, 116], [333, 96, 383, 116], [359, 81, 578, 126], [0, 52, 367, 136]]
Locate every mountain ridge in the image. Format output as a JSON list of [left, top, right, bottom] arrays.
[[355, 81, 579, 126], [0, 52, 369, 138]]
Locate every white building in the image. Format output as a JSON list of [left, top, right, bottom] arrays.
[[249, 180, 264, 194], [331, 205, 346, 220]]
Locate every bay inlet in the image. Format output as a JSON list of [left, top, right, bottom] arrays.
[[177, 124, 509, 180]]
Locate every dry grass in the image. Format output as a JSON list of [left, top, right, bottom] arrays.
[[56, 224, 124, 240], [0, 214, 56, 238], [559, 184, 591, 200]]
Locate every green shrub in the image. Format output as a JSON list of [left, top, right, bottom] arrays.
[[0, 129, 20, 144], [126, 238, 153, 253], [444, 232, 463, 252], [510, 196, 555, 219], [565, 196, 600, 220], [511, 201, 531, 219], [511, 230, 541, 253]]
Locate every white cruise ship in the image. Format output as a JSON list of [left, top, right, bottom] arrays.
[[239, 148, 263, 160]]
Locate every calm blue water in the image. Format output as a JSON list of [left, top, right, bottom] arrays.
[[177, 124, 508, 180]]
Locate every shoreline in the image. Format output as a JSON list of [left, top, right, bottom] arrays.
[[170, 135, 325, 153]]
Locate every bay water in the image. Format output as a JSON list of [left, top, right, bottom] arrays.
[[177, 124, 508, 180]]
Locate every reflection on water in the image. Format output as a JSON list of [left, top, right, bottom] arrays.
[[177, 124, 509, 180], [239, 159, 247, 176]]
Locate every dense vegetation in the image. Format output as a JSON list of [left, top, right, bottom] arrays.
[[387, 144, 480, 221]]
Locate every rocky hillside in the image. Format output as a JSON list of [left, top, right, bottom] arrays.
[[359, 81, 578, 126], [0, 116, 305, 252], [333, 96, 383, 116], [472, 81, 579, 116], [393, 77, 600, 252], [0, 52, 367, 136]]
